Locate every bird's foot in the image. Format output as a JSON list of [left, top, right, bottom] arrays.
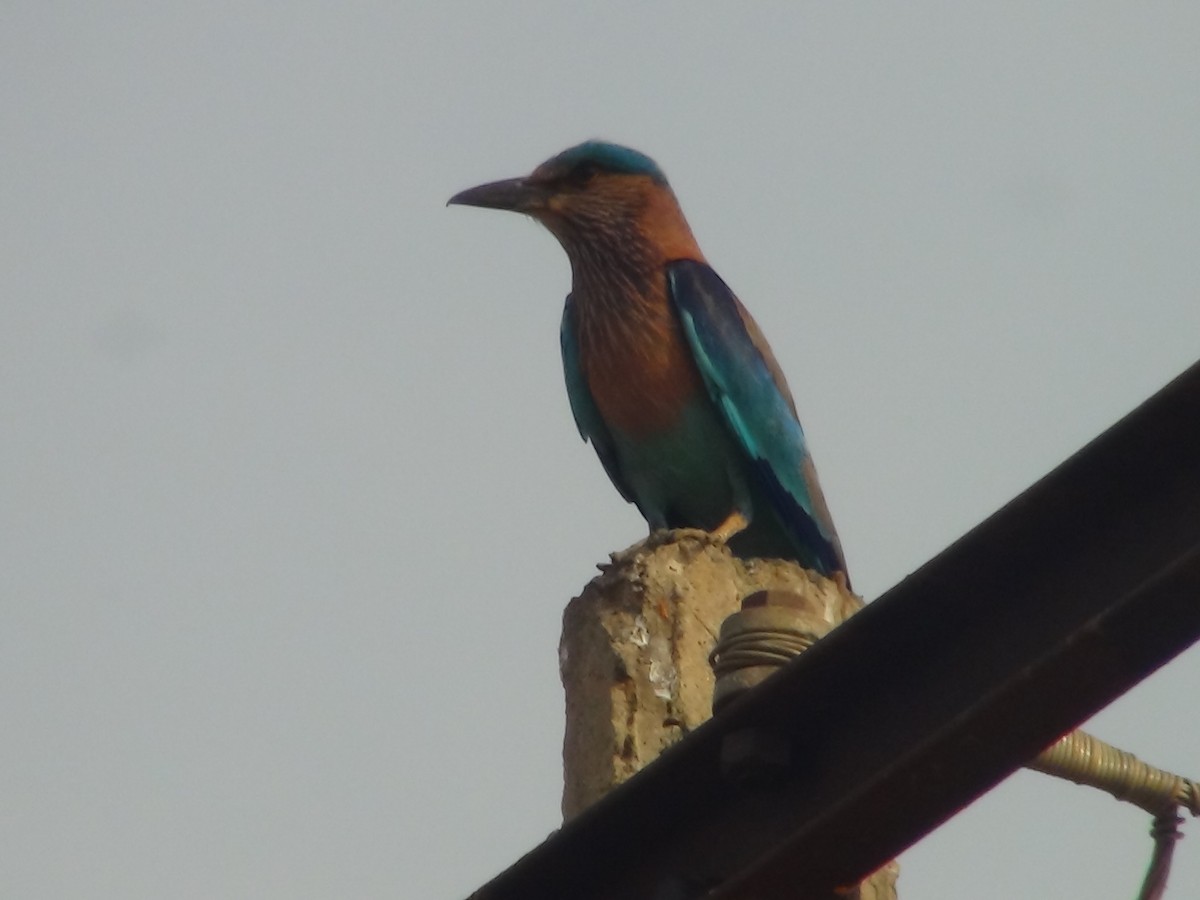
[[603, 514, 751, 569], [654, 511, 749, 550], [710, 509, 750, 543], [653, 527, 714, 547], [605, 528, 711, 567]]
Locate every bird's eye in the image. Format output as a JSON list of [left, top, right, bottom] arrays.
[[569, 162, 601, 186]]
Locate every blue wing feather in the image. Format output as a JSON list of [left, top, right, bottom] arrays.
[[560, 295, 635, 504], [668, 260, 847, 577]]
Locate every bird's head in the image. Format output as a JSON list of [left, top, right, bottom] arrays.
[[449, 141, 698, 260]]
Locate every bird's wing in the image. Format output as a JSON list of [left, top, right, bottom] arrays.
[[560, 294, 636, 503], [667, 259, 845, 574]]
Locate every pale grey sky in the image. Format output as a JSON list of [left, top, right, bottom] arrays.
[[3, 3, 1199, 898]]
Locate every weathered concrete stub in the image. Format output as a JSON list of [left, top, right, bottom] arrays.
[[560, 530, 860, 818], [557, 530, 899, 898]]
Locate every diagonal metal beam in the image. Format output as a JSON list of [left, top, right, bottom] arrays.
[[468, 359, 1200, 900]]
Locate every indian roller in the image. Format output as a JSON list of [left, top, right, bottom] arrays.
[[449, 141, 848, 583]]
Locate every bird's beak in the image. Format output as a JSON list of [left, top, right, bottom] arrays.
[[447, 177, 547, 214]]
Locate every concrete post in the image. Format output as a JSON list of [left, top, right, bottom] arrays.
[[558, 531, 899, 899]]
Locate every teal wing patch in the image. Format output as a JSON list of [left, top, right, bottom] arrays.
[[668, 260, 846, 576]]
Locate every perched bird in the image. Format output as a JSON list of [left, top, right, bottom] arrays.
[[449, 141, 848, 583]]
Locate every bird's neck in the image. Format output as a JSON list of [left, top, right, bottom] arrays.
[[560, 188, 705, 305], [637, 183, 706, 262], [569, 245, 704, 438], [563, 190, 711, 437]]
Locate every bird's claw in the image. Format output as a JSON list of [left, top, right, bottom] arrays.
[[661, 527, 723, 546], [649, 526, 739, 550]]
